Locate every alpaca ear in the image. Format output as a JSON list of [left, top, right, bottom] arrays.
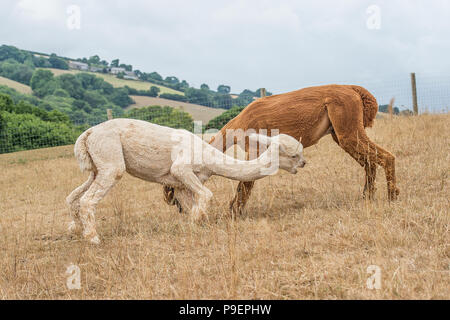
[[249, 133, 273, 146]]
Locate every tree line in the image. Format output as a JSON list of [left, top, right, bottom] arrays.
[[0, 44, 272, 111], [0, 89, 196, 154], [0, 45, 68, 86], [70, 51, 272, 109]]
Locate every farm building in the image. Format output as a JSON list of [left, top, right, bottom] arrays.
[[110, 67, 126, 74], [68, 61, 89, 71], [123, 71, 138, 80], [89, 66, 103, 72]]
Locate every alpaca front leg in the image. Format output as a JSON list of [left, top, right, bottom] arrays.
[[170, 165, 212, 222], [173, 188, 195, 214], [190, 188, 213, 222], [190, 204, 204, 222], [174, 187, 210, 222]]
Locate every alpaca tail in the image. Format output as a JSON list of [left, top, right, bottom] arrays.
[[74, 129, 94, 172], [350, 85, 378, 128]]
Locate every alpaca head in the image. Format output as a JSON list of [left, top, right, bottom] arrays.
[[249, 133, 306, 174]]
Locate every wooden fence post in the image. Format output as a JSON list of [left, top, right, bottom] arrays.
[[410, 73, 418, 115], [107, 109, 113, 120], [388, 97, 395, 120], [260, 88, 266, 98]]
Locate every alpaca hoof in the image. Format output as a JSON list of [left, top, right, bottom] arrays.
[[388, 187, 400, 201], [83, 229, 100, 244], [229, 201, 244, 217], [68, 221, 81, 234], [68, 221, 76, 232], [190, 210, 207, 223], [190, 215, 204, 223], [363, 184, 376, 200], [362, 191, 375, 200], [163, 186, 176, 205], [175, 199, 184, 214]]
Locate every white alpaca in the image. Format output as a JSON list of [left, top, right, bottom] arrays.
[[66, 119, 306, 244]]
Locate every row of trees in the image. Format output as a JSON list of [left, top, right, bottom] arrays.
[[0, 90, 196, 153], [0, 92, 79, 153], [0, 45, 69, 86], [124, 106, 194, 131], [83, 53, 269, 109], [1, 45, 272, 111], [29, 69, 135, 124], [205, 106, 244, 130]]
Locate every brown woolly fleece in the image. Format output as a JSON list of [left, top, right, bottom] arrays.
[[166, 84, 399, 214]]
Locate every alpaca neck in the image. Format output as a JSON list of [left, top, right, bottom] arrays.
[[204, 144, 278, 181]]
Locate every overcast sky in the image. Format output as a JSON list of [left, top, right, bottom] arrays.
[[1, 0, 450, 105]]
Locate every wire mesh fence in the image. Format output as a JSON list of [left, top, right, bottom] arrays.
[[289, 72, 450, 114], [0, 73, 449, 155]]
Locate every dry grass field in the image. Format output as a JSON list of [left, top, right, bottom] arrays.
[[0, 114, 448, 299], [128, 95, 226, 123], [0, 76, 32, 94]]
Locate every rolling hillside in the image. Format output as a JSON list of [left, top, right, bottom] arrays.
[[0, 76, 32, 94], [0, 72, 224, 124], [0, 72, 393, 125], [45, 68, 183, 95], [128, 95, 226, 123]]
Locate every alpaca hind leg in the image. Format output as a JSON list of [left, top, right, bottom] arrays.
[[78, 136, 126, 243], [355, 136, 397, 200], [363, 160, 377, 199], [331, 131, 376, 199], [66, 172, 95, 233], [79, 168, 123, 243], [328, 101, 398, 201], [331, 128, 398, 201]]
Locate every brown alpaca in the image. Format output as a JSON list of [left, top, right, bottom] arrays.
[[165, 84, 399, 214]]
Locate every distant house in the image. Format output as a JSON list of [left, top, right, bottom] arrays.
[[89, 66, 103, 73], [68, 61, 88, 71], [123, 71, 138, 80], [110, 67, 126, 74]]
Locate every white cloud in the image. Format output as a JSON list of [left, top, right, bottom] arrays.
[[14, 0, 65, 22], [212, 1, 301, 32], [0, 0, 449, 103]]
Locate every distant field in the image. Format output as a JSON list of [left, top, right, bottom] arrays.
[[128, 95, 226, 124], [0, 76, 32, 94], [45, 68, 183, 95]]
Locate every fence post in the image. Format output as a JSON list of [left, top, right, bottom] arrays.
[[107, 109, 113, 120], [410, 73, 418, 115], [388, 97, 395, 120], [260, 88, 266, 98]]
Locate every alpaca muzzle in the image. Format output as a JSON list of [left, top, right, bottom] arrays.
[[299, 160, 306, 168]]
